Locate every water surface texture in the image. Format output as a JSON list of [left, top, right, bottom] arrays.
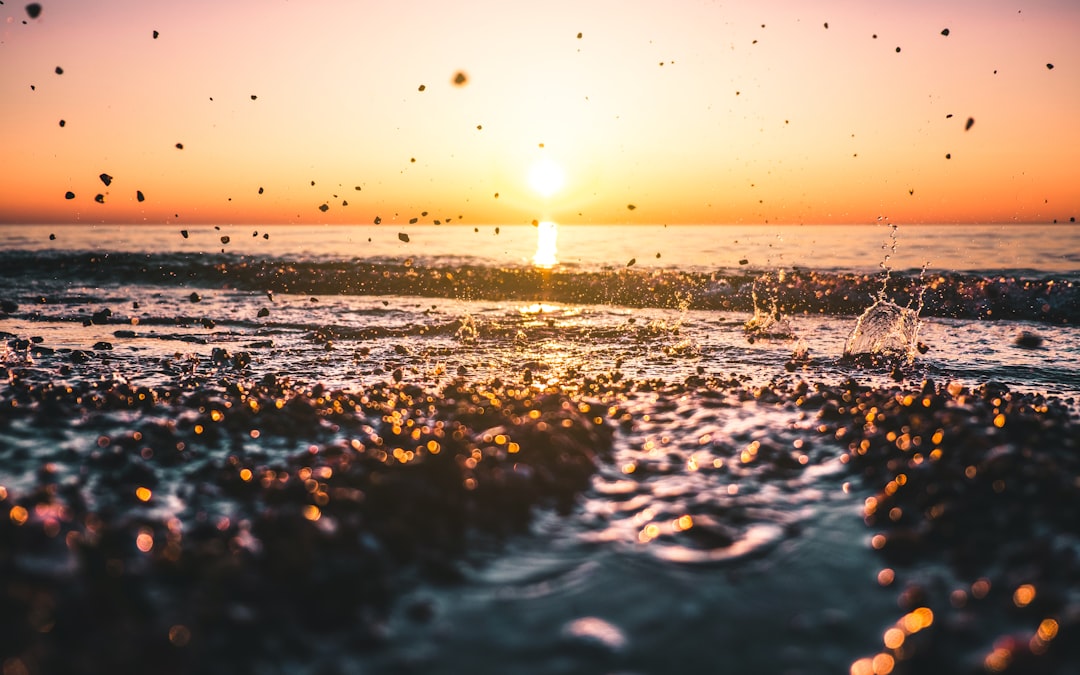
[[1, 222, 1078, 675]]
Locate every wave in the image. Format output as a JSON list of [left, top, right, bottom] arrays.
[[1, 250, 1076, 324]]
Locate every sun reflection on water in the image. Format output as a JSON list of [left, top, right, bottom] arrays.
[[532, 220, 558, 268]]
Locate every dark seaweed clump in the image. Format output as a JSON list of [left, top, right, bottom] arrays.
[[0, 365, 611, 674]]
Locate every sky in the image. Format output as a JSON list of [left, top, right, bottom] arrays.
[[1, 0, 1078, 226]]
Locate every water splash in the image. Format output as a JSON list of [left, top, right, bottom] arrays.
[[843, 220, 926, 362], [455, 313, 479, 343], [843, 300, 921, 361], [744, 271, 794, 339]]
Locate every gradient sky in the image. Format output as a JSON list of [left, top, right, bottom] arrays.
[[2, 0, 1078, 226]]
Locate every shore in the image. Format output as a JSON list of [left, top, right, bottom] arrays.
[[2, 332, 1078, 674]]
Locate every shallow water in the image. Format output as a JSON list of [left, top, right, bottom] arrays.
[[1, 223, 1079, 674]]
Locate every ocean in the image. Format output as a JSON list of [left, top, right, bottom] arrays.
[[1, 222, 1078, 674]]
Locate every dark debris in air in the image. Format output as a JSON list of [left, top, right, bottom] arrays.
[[175, 143, 184, 149], [99, 173, 113, 186], [626, 258, 636, 267], [153, 30, 159, 39], [418, 84, 426, 92], [1046, 63, 1054, 70], [181, 230, 189, 238], [965, 117, 975, 131], [220, 236, 230, 244], [25, 3, 42, 19], [398, 232, 410, 243], [318, 204, 329, 212], [453, 71, 467, 86], [94, 194, 104, 204], [58, 119, 65, 127], [941, 28, 950, 36], [136, 190, 145, 202], [374, 216, 382, 224], [55, 66, 63, 75], [627, 204, 637, 210], [64, 191, 75, 200]]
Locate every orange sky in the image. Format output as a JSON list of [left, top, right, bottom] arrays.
[[1, 0, 1078, 226]]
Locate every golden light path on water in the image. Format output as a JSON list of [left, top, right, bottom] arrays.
[[532, 221, 559, 268]]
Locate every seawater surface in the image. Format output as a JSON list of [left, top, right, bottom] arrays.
[[1, 222, 1078, 675]]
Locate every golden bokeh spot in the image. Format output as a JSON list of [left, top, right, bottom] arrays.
[[638, 523, 660, 543], [883, 627, 905, 649], [877, 568, 895, 586], [972, 578, 991, 599], [984, 647, 1011, 672], [302, 505, 321, 521], [871, 534, 886, 550], [675, 515, 694, 531], [9, 505, 29, 526], [850, 657, 874, 675], [871, 652, 895, 675], [1037, 618, 1059, 641], [993, 413, 1006, 428], [239, 468, 253, 482], [136, 531, 154, 552], [1013, 584, 1036, 607], [135, 486, 152, 502]]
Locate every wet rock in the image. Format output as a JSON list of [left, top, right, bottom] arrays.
[[1014, 330, 1043, 349]]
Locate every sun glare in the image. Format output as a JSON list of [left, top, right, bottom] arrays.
[[532, 221, 559, 268], [528, 159, 566, 198]]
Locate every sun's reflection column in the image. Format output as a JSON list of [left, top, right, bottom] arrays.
[[532, 220, 559, 268]]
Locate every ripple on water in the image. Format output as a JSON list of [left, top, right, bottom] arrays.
[[582, 389, 841, 567]]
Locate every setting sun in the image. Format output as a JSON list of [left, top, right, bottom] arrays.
[[528, 159, 567, 199]]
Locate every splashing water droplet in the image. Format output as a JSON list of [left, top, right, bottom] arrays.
[[844, 300, 921, 361], [744, 271, 795, 339]]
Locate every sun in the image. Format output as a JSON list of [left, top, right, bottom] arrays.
[[527, 158, 566, 198]]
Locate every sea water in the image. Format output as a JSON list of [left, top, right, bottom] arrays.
[[1, 222, 1079, 674]]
